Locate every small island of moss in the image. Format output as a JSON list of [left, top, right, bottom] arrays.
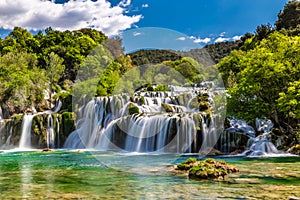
[[174, 158, 239, 180]]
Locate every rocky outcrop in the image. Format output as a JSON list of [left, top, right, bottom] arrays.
[[174, 158, 239, 180], [287, 144, 300, 155], [0, 112, 76, 149]]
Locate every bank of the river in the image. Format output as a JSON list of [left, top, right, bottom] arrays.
[[0, 150, 299, 199]]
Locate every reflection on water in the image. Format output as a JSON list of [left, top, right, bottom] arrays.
[[0, 150, 299, 199], [20, 163, 32, 199]]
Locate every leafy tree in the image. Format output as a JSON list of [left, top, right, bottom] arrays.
[[275, 0, 300, 31], [278, 81, 300, 120], [45, 52, 65, 102], [219, 32, 300, 128], [255, 23, 274, 40], [0, 52, 47, 114]]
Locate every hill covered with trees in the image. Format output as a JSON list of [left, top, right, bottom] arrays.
[[217, 0, 300, 150], [0, 0, 299, 152]]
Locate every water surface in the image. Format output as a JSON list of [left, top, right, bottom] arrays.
[[0, 150, 299, 199]]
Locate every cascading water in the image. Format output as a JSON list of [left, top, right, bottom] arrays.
[[56, 117, 60, 148], [19, 114, 36, 149], [47, 115, 55, 148], [18, 100, 62, 149], [246, 119, 279, 156], [4, 127, 13, 149], [0, 105, 3, 121], [64, 86, 224, 153], [220, 118, 282, 156], [218, 119, 255, 153]]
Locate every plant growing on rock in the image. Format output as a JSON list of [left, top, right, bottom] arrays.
[[175, 158, 239, 180]]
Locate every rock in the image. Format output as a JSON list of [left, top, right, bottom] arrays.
[[229, 150, 244, 155], [128, 104, 140, 115], [175, 158, 239, 180], [287, 144, 300, 155], [41, 148, 53, 152], [199, 148, 224, 156], [161, 103, 173, 112]]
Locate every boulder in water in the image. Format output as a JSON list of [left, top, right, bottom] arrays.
[[175, 158, 239, 180], [41, 148, 53, 152]]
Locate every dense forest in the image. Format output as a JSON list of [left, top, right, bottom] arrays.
[[217, 0, 300, 149], [0, 0, 299, 149]]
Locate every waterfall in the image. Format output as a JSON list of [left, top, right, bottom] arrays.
[[220, 118, 281, 156], [246, 119, 279, 156], [4, 127, 13, 148], [218, 119, 255, 153], [19, 114, 36, 149], [46, 115, 55, 148], [0, 105, 3, 121], [64, 86, 225, 153], [56, 117, 60, 148], [19, 100, 62, 149]]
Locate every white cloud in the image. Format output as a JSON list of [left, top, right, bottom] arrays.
[[232, 35, 242, 41], [133, 31, 142, 36], [0, 0, 142, 36], [142, 4, 149, 8], [214, 37, 230, 43], [118, 0, 131, 7], [176, 37, 186, 41], [220, 32, 226, 37], [189, 36, 211, 44], [193, 37, 211, 44]]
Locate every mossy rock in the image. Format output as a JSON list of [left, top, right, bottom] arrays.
[[155, 85, 169, 91], [147, 85, 154, 91], [128, 103, 140, 115], [138, 97, 145, 105], [197, 93, 209, 102], [175, 158, 239, 180], [199, 102, 210, 112], [188, 98, 199, 109], [162, 103, 173, 112], [287, 144, 300, 155], [61, 112, 76, 138]]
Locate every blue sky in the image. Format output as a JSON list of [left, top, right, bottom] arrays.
[[0, 0, 290, 50]]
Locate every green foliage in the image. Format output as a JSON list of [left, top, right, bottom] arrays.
[[45, 52, 65, 101], [203, 40, 243, 64], [155, 84, 169, 91], [61, 112, 76, 136], [219, 32, 300, 127], [277, 81, 300, 119], [128, 106, 140, 115], [275, 0, 300, 31], [96, 55, 134, 96], [129, 49, 181, 66], [0, 52, 47, 114], [0, 27, 107, 114], [176, 158, 239, 180]]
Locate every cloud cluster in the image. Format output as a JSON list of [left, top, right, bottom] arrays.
[[0, 0, 142, 36], [188, 36, 211, 44], [185, 33, 242, 45], [214, 35, 242, 43]]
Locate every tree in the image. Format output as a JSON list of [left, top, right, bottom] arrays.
[[45, 52, 65, 102], [275, 0, 300, 31], [255, 24, 274, 40], [218, 32, 300, 129], [0, 52, 47, 114]]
